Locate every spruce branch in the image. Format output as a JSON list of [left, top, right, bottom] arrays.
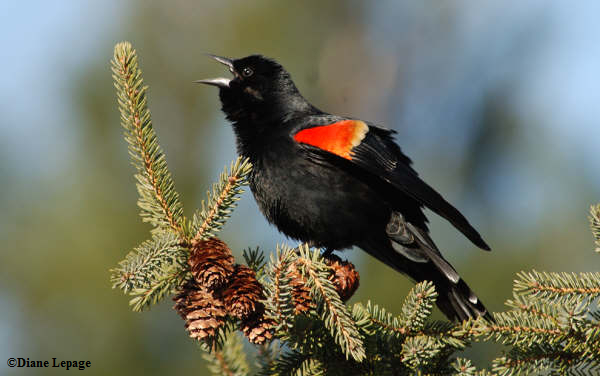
[[191, 157, 252, 242], [398, 280, 437, 332], [590, 204, 600, 251], [491, 345, 582, 376], [483, 309, 567, 347], [243, 246, 267, 278], [129, 267, 189, 312], [258, 349, 323, 376], [202, 333, 250, 376], [400, 334, 445, 369], [255, 341, 282, 376], [505, 294, 561, 327], [452, 358, 478, 376], [262, 245, 297, 333], [110, 232, 187, 293], [359, 285, 472, 348], [452, 358, 494, 376], [361, 301, 404, 338], [294, 245, 365, 362], [111, 42, 184, 235], [514, 270, 600, 305]]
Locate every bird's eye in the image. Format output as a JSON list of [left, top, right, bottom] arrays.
[[242, 67, 253, 77]]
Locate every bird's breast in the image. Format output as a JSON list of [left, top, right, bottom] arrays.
[[247, 140, 390, 248]]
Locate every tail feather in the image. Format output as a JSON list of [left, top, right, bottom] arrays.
[[361, 224, 493, 322], [436, 277, 494, 322]]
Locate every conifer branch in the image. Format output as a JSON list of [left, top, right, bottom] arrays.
[[514, 270, 600, 305], [400, 335, 445, 369], [191, 157, 252, 243], [505, 294, 561, 326], [255, 342, 282, 376], [590, 204, 600, 251], [242, 246, 266, 278], [360, 291, 472, 348], [399, 280, 437, 332], [452, 358, 493, 376], [491, 347, 581, 376], [483, 310, 567, 347], [262, 246, 297, 333], [362, 301, 405, 338], [110, 233, 187, 293], [128, 268, 189, 312], [258, 350, 323, 376], [202, 333, 249, 376], [295, 245, 365, 362], [111, 42, 184, 235]]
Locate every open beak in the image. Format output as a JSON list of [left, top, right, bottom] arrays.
[[194, 54, 234, 88]]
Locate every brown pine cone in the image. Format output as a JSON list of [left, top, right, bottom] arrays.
[[173, 281, 227, 341], [189, 238, 235, 290], [241, 314, 275, 345], [325, 255, 360, 302], [221, 264, 264, 320], [288, 262, 314, 314]]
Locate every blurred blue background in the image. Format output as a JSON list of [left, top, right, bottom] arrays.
[[1, 1, 599, 374]]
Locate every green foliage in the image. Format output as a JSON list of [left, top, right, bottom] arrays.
[[258, 349, 324, 376], [485, 262, 600, 375], [294, 245, 365, 362], [399, 280, 438, 332], [243, 247, 267, 279], [111, 42, 600, 375], [111, 42, 184, 236], [111, 233, 185, 294], [191, 158, 252, 242], [514, 270, 600, 306], [203, 333, 250, 376], [590, 204, 600, 252], [110, 42, 251, 311], [451, 358, 492, 376], [262, 245, 298, 333]]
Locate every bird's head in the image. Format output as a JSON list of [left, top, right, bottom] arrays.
[[197, 54, 314, 125]]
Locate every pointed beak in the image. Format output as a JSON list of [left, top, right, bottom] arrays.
[[194, 54, 234, 88], [206, 54, 234, 70]]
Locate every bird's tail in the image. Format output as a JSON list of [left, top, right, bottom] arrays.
[[432, 270, 492, 322], [361, 212, 493, 322]]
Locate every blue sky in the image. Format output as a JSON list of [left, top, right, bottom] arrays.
[[2, 0, 599, 254]]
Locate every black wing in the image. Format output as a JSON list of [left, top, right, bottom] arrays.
[[299, 121, 490, 251]]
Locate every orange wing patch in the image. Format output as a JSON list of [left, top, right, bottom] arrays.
[[293, 120, 369, 160]]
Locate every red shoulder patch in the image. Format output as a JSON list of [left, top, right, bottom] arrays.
[[293, 120, 369, 160]]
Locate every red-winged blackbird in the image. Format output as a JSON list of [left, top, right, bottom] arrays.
[[197, 54, 493, 321]]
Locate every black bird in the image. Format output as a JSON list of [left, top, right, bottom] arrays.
[[197, 54, 493, 321]]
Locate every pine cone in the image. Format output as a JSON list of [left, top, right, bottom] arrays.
[[173, 281, 227, 341], [221, 264, 264, 320], [189, 238, 235, 290], [325, 255, 360, 302], [241, 314, 275, 345], [288, 262, 314, 314]]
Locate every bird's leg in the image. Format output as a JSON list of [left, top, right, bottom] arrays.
[[386, 212, 414, 244]]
